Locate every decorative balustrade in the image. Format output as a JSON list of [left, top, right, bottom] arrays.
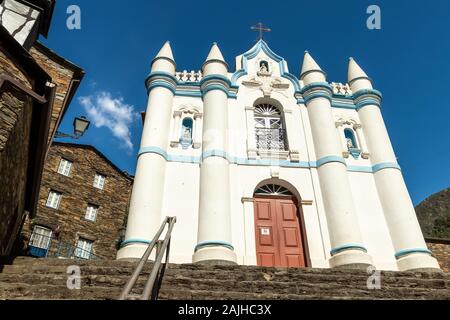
[[331, 82, 353, 96], [255, 128, 288, 151], [175, 70, 203, 83]]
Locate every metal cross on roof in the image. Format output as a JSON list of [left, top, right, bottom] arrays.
[[251, 22, 271, 41]]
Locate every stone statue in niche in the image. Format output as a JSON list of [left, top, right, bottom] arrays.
[[347, 138, 355, 149], [258, 61, 272, 77]]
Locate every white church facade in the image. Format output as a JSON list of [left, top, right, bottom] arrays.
[[117, 40, 441, 272]]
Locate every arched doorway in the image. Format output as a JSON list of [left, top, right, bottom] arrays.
[[253, 183, 308, 268]]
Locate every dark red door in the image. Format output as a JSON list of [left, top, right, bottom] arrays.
[[254, 196, 306, 268]]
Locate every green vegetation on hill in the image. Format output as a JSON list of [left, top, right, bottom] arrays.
[[416, 188, 450, 239]]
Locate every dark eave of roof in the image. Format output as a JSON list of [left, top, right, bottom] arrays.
[[51, 141, 135, 182], [33, 41, 85, 122], [15, 0, 56, 38]]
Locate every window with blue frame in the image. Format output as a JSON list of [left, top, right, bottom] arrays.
[[180, 117, 194, 149]]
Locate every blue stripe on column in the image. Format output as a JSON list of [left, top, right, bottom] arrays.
[[138, 147, 168, 160], [195, 241, 235, 252], [316, 156, 347, 167], [395, 248, 432, 259], [330, 244, 368, 256], [120, 238, 152, 248], [372, 162, 401, 173], [202, 149, 229, 161]]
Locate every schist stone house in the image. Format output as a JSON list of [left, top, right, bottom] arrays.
[[0, 0, 84, 257], [117, 40, 442, 273], [20, 142, 134, 260]]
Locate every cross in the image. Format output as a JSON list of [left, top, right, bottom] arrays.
[[251, 22, 271, 41]]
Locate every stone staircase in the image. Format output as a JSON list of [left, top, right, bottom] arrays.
[[0, 257, 449, 300]]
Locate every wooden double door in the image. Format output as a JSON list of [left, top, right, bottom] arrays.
[[253, 196, 307, 268]]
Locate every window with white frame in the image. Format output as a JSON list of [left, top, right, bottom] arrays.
[[29, 226, 52, 249], [57, 158, 73, 177], [46, 190, 62, 209], [74, 238, 94, 260], [85, 204, 99, 222], [254, 104, 288, 151], [93, 173, 106, 190]]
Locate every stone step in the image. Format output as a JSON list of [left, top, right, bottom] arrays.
[[0, 273, 448, 300], [2, 264, 449, 290]]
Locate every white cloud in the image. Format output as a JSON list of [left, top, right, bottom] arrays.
[[79, 92, 139, 151]]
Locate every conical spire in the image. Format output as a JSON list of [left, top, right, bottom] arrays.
[[155, 41, 174, 61], [202, 42, 228, 76], [348, 57, 369, 83], [205, 42, 226, 63], [151, 41, 176, 73], [300, 51, 323, 77]]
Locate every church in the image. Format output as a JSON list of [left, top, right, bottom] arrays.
[[117, 37, 441, 272]]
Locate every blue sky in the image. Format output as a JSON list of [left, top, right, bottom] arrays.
[[42, 0, 450, 205]]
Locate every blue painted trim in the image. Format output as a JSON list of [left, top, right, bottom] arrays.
[[316, 156, 346, 167], [304, 93, 332, 104], [175, 90, 203, 98], [300, 82, 333, 94], [352, 89, 383, 100], [121, 238, 152, 248], [138, 146, 168, 160], [137, 147, 402, 175], [200, 74, 231, 87], [395, 248, 432, 259], [347, 165, 373, 173], [372, 162, 401, 173], [356, 98, 381, 111], [330, 244, 368, 256], [202, 149, 229, 161], [147, 81, 176, 95], [145, 71, 178, 83], [202, 84, 230, 96], [332, 102, 357, 110], [195, 241, 235, 252]]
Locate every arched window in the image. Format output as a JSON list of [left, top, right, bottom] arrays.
[[255, 184, 293, 197], [180, 117, 193, 149], [344, 129, 358, 150], [254, 104, 287, 151]]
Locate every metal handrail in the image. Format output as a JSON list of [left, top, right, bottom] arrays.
[[119, 216, 177, 300]]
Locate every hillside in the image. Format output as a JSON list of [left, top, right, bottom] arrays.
[[416, 188, 450, 239]]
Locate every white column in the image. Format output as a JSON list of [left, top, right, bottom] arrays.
[[117, 85, 175, 260], [356, 95, 440, 271], [242, 198, 257, 265], [306, 95, 372, 268], [193, 113, 202, 149], [284, 108, 300, 162], [193, 43, 237, 265], [170, 111, 182, 147], [117, 41, 176, 260], [300, 52, 372, 269], [245, 106, 258, 159]]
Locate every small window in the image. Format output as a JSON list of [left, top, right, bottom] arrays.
[[29, 226, 52, 250], [260, 61, 269, 73], [85, 204, 99, 222], [180, 117, 193, 149], [57, 158, 73, 177], [93, 173, 106, 190], [75, 238, 94, 260], [46, 190, 62, 209], [344, 129, 358, 149]]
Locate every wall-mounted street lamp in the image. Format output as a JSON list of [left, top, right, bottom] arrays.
[[55, 116, 91, 139]]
